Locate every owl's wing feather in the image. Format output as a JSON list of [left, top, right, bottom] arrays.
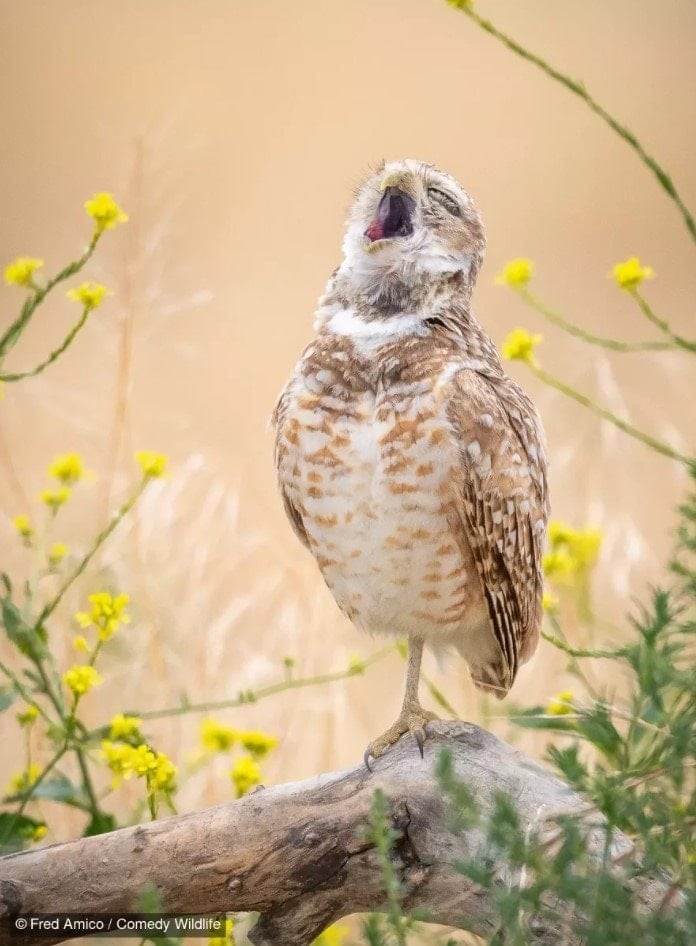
[[447, 367, 548, 696], [272, 384, 312, 550], [279, 487, 310, 549]]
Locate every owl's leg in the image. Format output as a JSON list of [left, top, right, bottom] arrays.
[[364, 636, 439, 770]]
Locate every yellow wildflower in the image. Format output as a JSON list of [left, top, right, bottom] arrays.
[[6, 763, 42, 796], [84, 192, 128, 233], [548, 521, 601, 563], [72, 635, 90, 653], [502, 327, 543, 367], [39, 486, 71, 511], [48, 452, 85, 485], [17, 705, 39, 727], [209, 917, 235, 946], [239, 730, 278, 759], [66, 281, 110, 311], [149, 751, 177, 793], [544, 521, 601, 586], [109, 713, 142, 741], [200, 718, 238, 753], [541, 591, 558, 613], [75, 591, 130, 641], [12, 515, 33, 541], [32, 823, 48, 842], [135, 450, 168, 479], [542, 549, 575, 583], [128, 745, 155, 776], [4, 256, 43, 288], [48, 543, 69, 567], [62, 664, 103, 696], [231, 755, 262, 798], [547, 689, 574, 715], [313, 925, 350, 946], [102, 742, 139, 787], [101, 741, 136, 786], [100, 741, 176, 794], [611, 256, 654, 291], [494, 257, 533, 288]]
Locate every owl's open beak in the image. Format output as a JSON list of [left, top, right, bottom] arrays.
[[364, 187, 415, 243]]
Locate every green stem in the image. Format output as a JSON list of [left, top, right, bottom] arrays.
[[63, 665, 103, 821], [74, 747, 102, 821], [531, 364, 692, 467], [92, 644, 395, 727], [33, 657, 66, 719], [0, 233, 100, 359], [0, 659, 53, 725], [451, 3, 696, 246], [422, 674, 461, 718], [518, 288, 673, 353], [546, 615, 603, 703], [0, 743, 68, 846], [631, 290, 696, 353], [35, 482, 146, 629], [146, 778, 158, 821], [541, 630, 626, 661], [0, 306, 92, 382]]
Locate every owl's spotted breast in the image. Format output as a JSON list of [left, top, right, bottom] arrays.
[[275, 334, 494, 654]]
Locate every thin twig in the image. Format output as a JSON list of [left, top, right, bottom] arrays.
[[35, 482, 146, 628], [102, 644, 396, 726], [631, 291, 696, 353], [0, 306, 92, 382], [0, 234, 100, 359], [531, 364, 691, 467], [541, 630, 627, 660], [0, 660, 53, 725], [0, 743, 68, 846], [450, 2, 696, 245], [518, 288, 673, 353]]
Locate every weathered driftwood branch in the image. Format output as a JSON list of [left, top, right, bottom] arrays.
[[0, 721, 670, 946]]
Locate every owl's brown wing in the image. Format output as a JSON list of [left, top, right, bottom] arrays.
[[272, 385, 311, 550], [279, 486, 310, 549], [447, 367, 548, 697]]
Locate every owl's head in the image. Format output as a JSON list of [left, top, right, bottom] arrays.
[[341, 159, 486, 287]]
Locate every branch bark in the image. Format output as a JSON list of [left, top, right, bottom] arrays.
[[0, 721, 671, 946]]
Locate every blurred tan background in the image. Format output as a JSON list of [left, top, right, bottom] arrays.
[[1, 0, 694, 834]]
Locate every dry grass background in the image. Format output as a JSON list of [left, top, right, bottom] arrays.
[[0, 0, 694, 897]]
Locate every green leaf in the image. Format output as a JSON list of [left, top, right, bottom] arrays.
[[83, 810, 117, 837], [1, 597, 47, 661], [575, 707, 623, 761], [0, 812, 43, 855], [0, 686, 17, 713], [509, 705, 578, 732], [30, 773, 91, 810], [547, 744, 588, 788]]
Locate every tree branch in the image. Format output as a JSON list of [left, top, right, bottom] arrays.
[[0, 722, 673, 946]]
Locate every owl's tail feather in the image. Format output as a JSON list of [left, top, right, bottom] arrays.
[[470, 664, 513, 701]]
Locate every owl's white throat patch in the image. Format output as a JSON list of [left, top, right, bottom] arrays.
[[323, 307, 428, 355]]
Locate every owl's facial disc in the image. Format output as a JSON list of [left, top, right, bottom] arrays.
[[364, 187, 415, 243]]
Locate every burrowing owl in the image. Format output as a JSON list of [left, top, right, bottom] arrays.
[[274, 159, 548, 765]]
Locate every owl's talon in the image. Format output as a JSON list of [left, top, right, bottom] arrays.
[[363, 703, 439, 769]]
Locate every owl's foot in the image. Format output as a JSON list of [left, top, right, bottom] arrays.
[[364, 702, 439, 771]]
